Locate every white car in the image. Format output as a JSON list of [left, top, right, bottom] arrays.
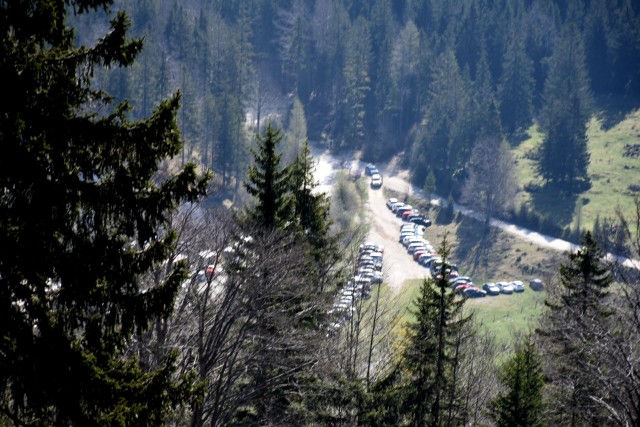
[[391, 202, 405, 213], [399, 231, 419, 242], [394, 204, 412, 213], [496, 281, 514, 294], [510, 280, 525, 292], [407, 243, 427, 254], [482, 283, 501, 296], [450, 275, 472, 284], [371, 173, 382, 188], [418, 253, 436, 263], [386, 197, 398, 209], [421, 256, 441, 267], [366, 251, 383, 262], [403, 235, 425, 246], [360, 242, 384, 253], [400, 224, 418, 232], [402, 235, 423, 246]]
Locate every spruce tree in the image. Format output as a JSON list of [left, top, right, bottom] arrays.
[[557, 231, 612, 318], [402, 237, 472, 426], [289, 140, 332, 260], [0, 1, 209, 424], [488, 335, 545, 427], [244, 123, 293, 229], [240, 135, 331, 425], [474, 46, 503, 140], [539, 231, 612, 425], [417, 50, 473, 195], [537, 24, 592, 192], [497, 31, 534, 136], [342, 16, 372, 148]]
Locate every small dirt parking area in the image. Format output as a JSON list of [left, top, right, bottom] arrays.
[[365, 184, 430, 294]]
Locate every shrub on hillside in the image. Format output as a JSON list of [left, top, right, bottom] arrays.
[[506, 204, 563, 241], [436, 196, 456, 224], [330, 171, 362, 233]]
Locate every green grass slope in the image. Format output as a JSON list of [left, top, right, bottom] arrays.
[[511, 109, 640, 233], [389, 214, 558, 349]]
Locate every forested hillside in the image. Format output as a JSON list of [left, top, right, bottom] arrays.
[[95, 0, 639, 202], [3, 1, 640, 426]]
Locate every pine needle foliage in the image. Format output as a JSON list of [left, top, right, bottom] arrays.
[[488, 335, 545, 427], [244, 123, 294, 229], [402, 236, 472, 427], [0, 1, 209, 424], [538, 231, 613, 425], [289, 140, 332, 257]]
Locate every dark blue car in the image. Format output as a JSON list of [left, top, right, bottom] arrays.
[[409, 216, 431, 227]]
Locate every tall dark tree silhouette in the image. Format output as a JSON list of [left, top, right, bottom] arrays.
[[342, 16, 373, 148], [244, 124, 293, 229], [412, 49, 472, 194], [497, 30, 534, 136], [289, 140, 332, 260], [402, 237, 472, 426], [0, 1, 209, 424], [488, 335, 545, 427], [537, 25, 592, 192], [538, 231, 612, 425]]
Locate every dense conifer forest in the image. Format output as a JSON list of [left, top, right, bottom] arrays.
[[2, 0, 640, 426], [96, 0, 639, 199]]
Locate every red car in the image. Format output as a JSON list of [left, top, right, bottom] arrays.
[[413, 249, 431, 261], [402, 210, 417, 220], [454, 283, 474, 293]]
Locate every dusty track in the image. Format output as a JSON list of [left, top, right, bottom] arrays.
[[312, 145, 640, 275], [365, 184, 431, 293]]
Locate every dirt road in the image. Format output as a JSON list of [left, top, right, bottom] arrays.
[[312, 146, 639, 294], [310, 146, 431, 292], [365, 185, 431, 293]]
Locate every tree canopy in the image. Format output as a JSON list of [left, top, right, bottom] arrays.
[[0, 1, 209, 424], [488, 335, 545, 427], [77, 0, 640, 202], [244, 123, 293, 229]]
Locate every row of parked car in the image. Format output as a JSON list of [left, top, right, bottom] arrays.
[[365, 163, 382, 189], [386, 197, 432, 227], [329, 241, 385, 331], [449, 277, 527, 297], [387, 197, 535, 299], [386, 197, 457, 278], [449, 275, 546, 297]]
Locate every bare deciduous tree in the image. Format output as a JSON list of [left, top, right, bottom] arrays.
[[452, 319, 500, 426], [461, 136, 517, 226], [130, 206, 341, 426], [582, 196, 640, 426]]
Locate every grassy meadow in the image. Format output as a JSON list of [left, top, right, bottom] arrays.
[[392, 276, 547, 352], [511, 109, 640, 232], [378, 105, 640, 352], [378, 213, 558, 350]]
